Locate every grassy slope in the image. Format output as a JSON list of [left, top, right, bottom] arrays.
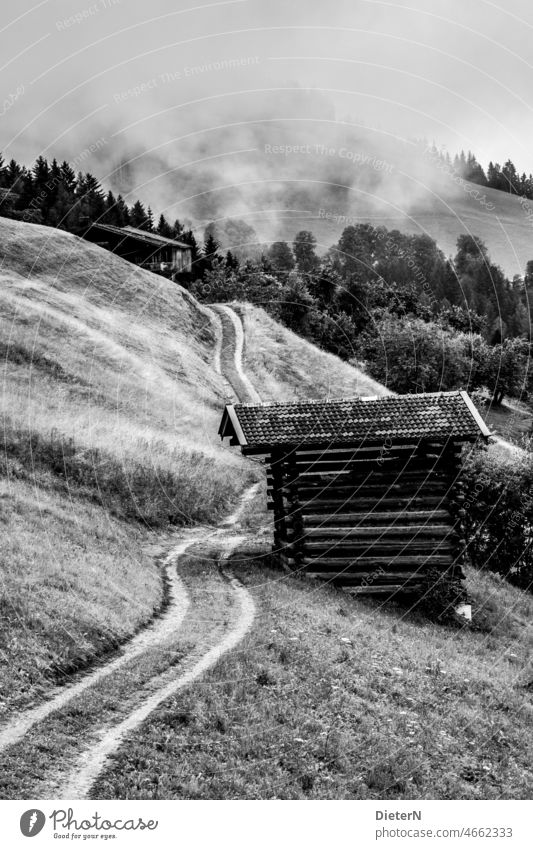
[[0, 217, 244, 471], [0, 217, 252, 716], [237, 303, 391, 401]]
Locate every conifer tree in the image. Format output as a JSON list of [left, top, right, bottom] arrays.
[[59, 161, 77, 192], [156, 214, 173, 238], [115, 194, 130, 226], [102, 190, 119, 225], [171, 218, 184, 239], [129, 199, 148, 229], [180, 229, 199, 273], [225, 250, 239, 269], [203, 232, 220, 270]]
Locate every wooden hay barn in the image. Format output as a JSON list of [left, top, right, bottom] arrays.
[[219, 391, 490, 596], [84, 223, 192, 279]]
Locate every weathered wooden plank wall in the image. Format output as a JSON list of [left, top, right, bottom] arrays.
[[266, 440, 467, 595]]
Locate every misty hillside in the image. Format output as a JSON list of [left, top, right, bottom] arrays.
[[106, 112, 533, 278], [261, 180, 533, 280]]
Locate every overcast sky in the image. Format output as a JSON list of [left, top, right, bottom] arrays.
[[2, 0, 533, 174]]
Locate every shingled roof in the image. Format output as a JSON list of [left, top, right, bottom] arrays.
[[86, 222, 191, 249], [218, 391, 490, 454]]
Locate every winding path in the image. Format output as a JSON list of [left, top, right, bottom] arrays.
[[0, 303, 260, 799], [62, 564, 255, 799], [209, 304, 262, 403]]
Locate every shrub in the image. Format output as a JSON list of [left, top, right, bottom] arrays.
[[462, 445, 533, 591], [190, 258, 245, 303], [355, 314, 488, 394]]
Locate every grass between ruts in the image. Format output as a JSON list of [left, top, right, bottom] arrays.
[[91, 551, 533, 801]]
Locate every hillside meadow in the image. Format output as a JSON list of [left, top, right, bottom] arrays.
[[1, 217, 532, 803], [92, 533, 533, 800], [0, 218, 252, 715]]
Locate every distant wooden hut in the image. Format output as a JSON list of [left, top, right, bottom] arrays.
[[219, 391, 490, 596], [84, 223, 192, 279]]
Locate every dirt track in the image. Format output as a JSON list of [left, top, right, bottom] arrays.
[[0, 304, 260, 799], [209, 304, 262, 404]]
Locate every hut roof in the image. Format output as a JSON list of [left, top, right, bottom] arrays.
[[86, 222, 191, 250], [219, 391, 490, 453]]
